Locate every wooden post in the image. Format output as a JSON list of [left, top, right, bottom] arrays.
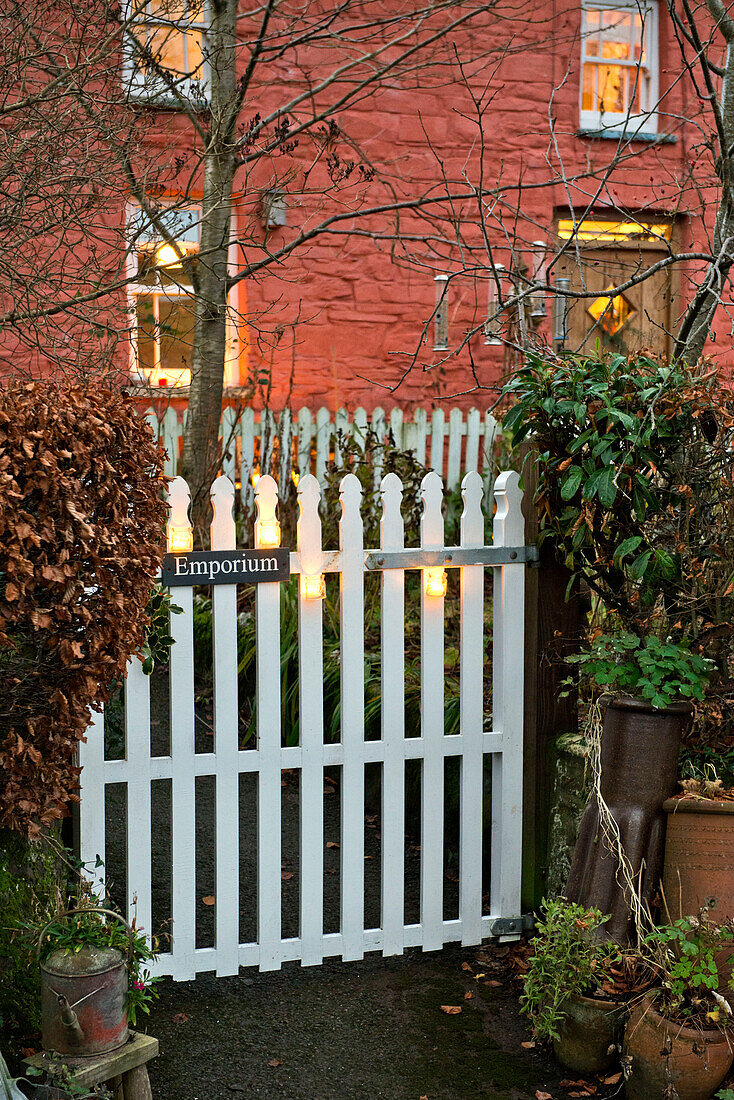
[[520, 446, 585, 912]]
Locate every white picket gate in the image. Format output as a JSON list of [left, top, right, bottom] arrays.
[[78, 467, 527, 979]]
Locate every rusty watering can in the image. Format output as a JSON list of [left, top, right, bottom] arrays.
[[39, 907, 132, 1057]]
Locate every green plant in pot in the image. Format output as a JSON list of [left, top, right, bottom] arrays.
[[624, 912, 734, 1100], [502, 353, 732, 940], [521, 897, 648, 1075], [36, 904, 159, 1057]]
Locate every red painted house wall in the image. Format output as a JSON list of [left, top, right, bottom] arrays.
[[1, 0, 723, 413]]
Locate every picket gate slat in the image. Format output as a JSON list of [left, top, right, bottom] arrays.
[[255, 476, 283, 971], [210, 477, 240, 976], [459, 473, 485, 945], [79, 456, 527, 979], [125, 659, 152, 937], [78, 707, 106, 899], [413, 408, 428, 467], [297, 475, 326, 966], [419, 471, 445, 952], [379, 473, 405, 956], [335, 407, 349, 464], [490, 472, 525, 932], [163, 407, 179, 477], [279, 409, 293, 489], [339, 474, 365, 960], [389, 407, 404, 451], [167, 476, 197, 980]]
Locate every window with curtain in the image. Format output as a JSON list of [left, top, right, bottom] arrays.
[[580, 0, 658, 134]]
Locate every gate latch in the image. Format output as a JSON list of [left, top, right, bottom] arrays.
[[489, 914, 534, 938]]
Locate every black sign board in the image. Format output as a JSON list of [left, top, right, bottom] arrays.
[[162, 549, 291, 587]]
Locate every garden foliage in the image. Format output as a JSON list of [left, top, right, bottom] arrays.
[[0, 381, 166, 834], [503, 354, 734, 724]]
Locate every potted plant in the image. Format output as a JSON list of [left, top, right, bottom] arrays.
[[563, 632, 712, 940], [36, 904, 159, 1057], [520, 897, 648, 1075], [624, 912, 734, 1099], [502, 353, 733, 940]]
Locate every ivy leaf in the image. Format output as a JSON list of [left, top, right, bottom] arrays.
[[596, 466, 617, 509], [613, 536, 642, 562]]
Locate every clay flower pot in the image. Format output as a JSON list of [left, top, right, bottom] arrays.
[[565, 696, 691, 942], [624, 992, 734, 1100], [663, 795, 734, 991], [552, 992, 627, 1075]]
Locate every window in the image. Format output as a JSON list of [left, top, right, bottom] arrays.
[[580, 0, 658, 134], [124, 1, 208, 103], [128, 205, 199, 387]]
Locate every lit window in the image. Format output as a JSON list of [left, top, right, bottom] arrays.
[[580, 0, 658, 134], [124, 1, 208, 102], [587, 287, 636, 334], [128, 205, 199, 388], [557, 218, 672, 243]]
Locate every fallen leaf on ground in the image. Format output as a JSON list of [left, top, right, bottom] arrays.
[[201, 895, 215, 906], [440, 1005, 462, 1014], [601, 1073, 621, 1085], [281, 871, 293, 880], [483, 979, 501, 987], [326, 841, 340, 848], [473, 972, 486, 980], [535, 1092, 552, 1100], [172, 1013, 190, 1024], [464, 991, 473, 1000], [268, 1059, 282, 1068], [20, 1048, 36, 1058], [419, 1095, 428, 1099], [521, 1039, 535, 1048], [461, 962, 473, 972]]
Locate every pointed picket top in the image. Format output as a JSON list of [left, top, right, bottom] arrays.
[[493, 470, 524, 547], [254, 473, 279, 548], [461, 471, 484, 547], [339, 472, 363, 542], [297, 473, 323, 572], [210, 476, 236, 550], [380, 472, 404, 548], [167, 475, 192, 546], [420, 470, 444, 548]]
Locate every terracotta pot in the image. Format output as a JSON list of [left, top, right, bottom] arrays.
[[552, 992, 627, 1075], [565, 696, 691, 942], [663, 795, 734, 995], [624, 992, 734, 1100]]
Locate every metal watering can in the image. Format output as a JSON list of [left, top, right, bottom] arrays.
[[39, 907, 132, 1057]]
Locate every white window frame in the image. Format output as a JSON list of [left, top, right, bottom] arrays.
[[579, 0, 659, 136], [122, 1, 210, 105], [126, 202, 240, 390]]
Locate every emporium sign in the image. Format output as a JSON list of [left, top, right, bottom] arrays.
[[162, 549, 291, 586]]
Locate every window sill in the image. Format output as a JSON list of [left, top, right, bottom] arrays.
[[576, 127, 677, 145]]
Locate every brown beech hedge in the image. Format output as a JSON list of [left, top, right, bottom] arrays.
[[0, 381, 166, 835]]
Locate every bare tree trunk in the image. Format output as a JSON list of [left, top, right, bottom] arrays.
[[676, 13, 734, 364], [180, 0, 238, 537]]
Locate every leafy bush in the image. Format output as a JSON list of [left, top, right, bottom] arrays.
[[566, 632, 713, 710], [502, 354, 734, 640], [0, 381, 166, 834], [520, 897, 620, 1042], [642, 912, 734, 1024]]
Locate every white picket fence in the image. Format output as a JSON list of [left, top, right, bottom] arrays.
[[78, 467, 525, 979], [145, 404, 501, 503]]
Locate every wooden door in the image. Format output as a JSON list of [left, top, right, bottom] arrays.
[[555, 245, 673, 357]]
